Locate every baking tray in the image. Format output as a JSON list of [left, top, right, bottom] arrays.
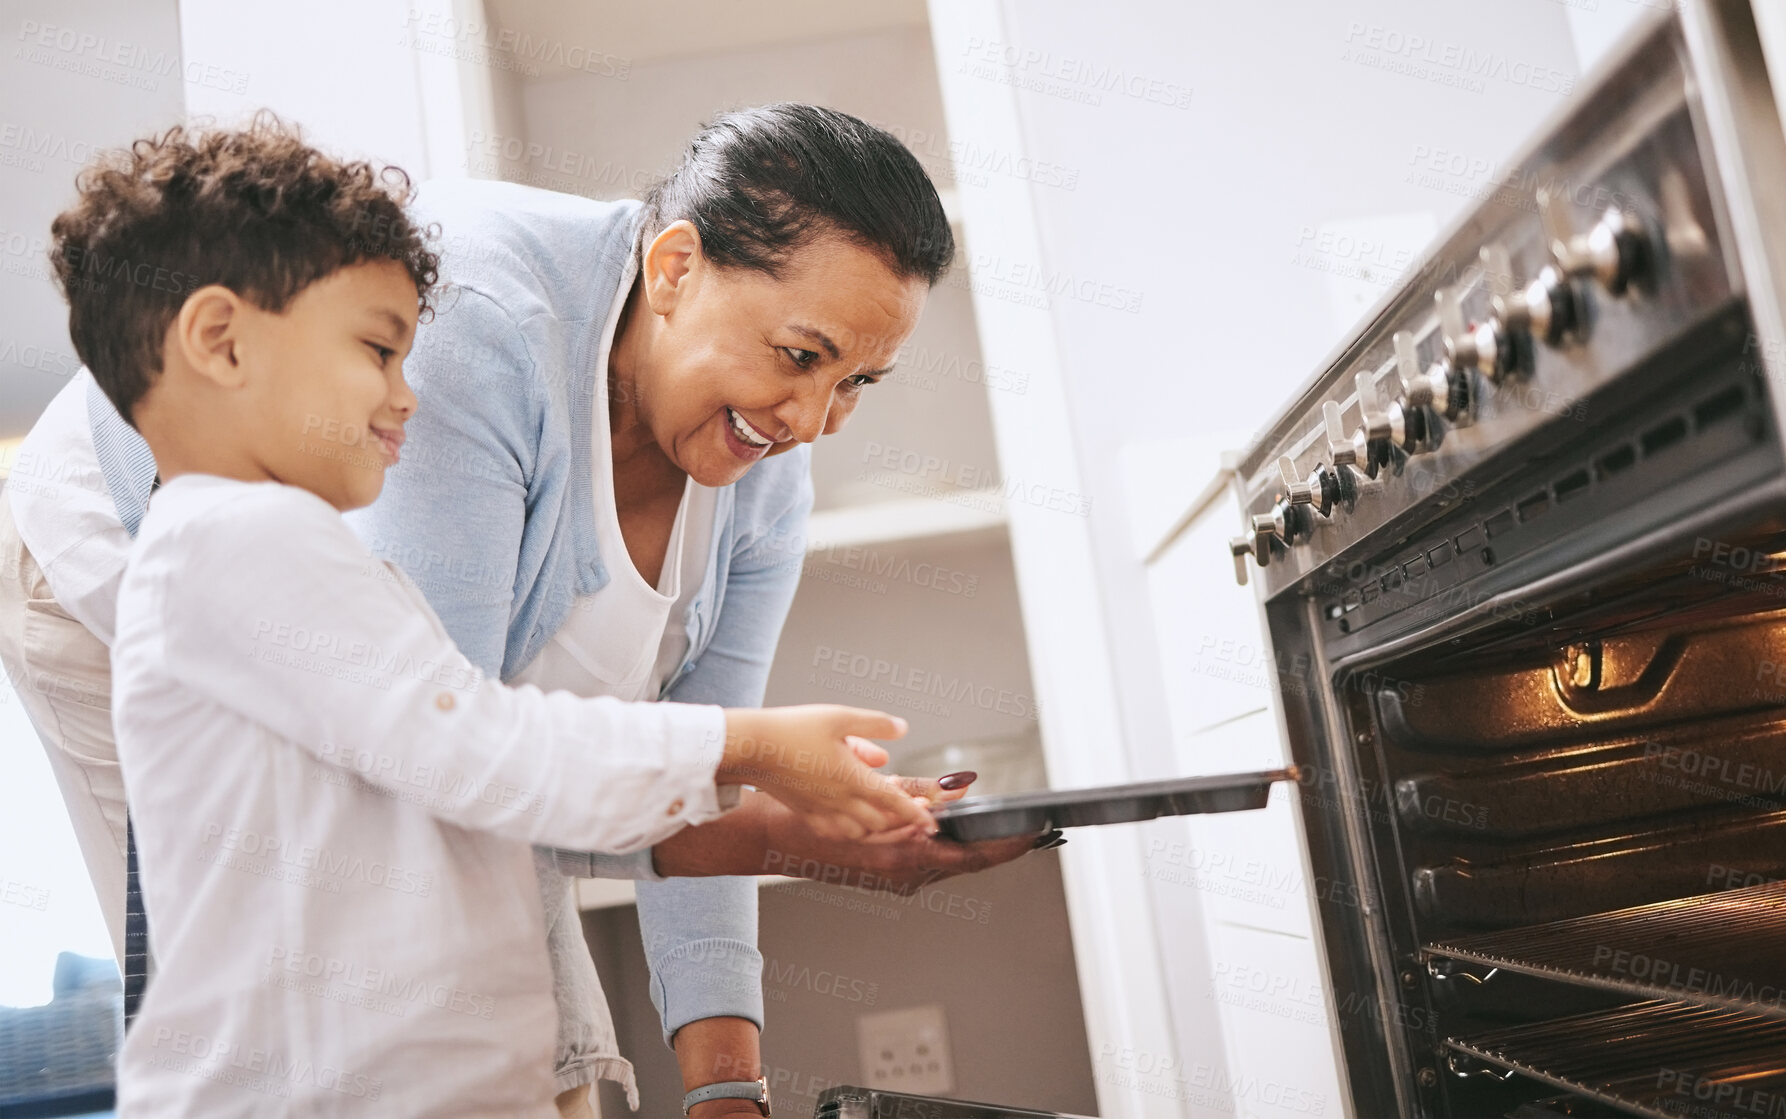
[[931, 767, 1299, 842]]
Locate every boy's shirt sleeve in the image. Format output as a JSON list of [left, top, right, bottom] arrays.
[[151, 482, 729, 856]]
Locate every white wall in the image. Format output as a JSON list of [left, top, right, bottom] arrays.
[[178, 0, 495, 176], [958, 0, 1584, 791], [0, 0, 187, 435]]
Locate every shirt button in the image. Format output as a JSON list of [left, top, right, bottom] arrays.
[[435, 692, 456, 711], [666, 798, 684, 817]]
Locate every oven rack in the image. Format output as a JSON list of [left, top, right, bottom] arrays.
[[1420, 881, 1786, 1018], [1444, 1001, 1786, 1119]]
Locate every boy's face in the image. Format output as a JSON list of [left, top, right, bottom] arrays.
[[235, 260, 420, 511]]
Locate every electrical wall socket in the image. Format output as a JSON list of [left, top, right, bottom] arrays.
[[856, 1003, 954, 1096]]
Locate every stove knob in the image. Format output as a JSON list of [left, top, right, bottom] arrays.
[[1439, 276, 1515, 384], [1540, 186, 1648, 296], [1355, 369, 1406, 478], [1483, 243, 1577, 350], [1286, 454, 1354, 520], [1272, 459, 1317, 544], [1434, 287, 1484, 414], [1660, 165, 1708, 261], [1230, 484, 1313, 583], [1393, 331, 1454, 436], [1278, 455, 1314, 508], [1255, 498, 1316, 550], [1323, 400, 1367, 471], [1250, 509, 1281, 562], [1314, 403, 1370, 514], [1228, 535, 1254, 585]]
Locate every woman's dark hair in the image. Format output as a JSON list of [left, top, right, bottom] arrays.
[[641, 103, 954, 285], [48, 109, 440, 424]]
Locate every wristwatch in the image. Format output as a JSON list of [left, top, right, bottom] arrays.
[[682, 1076, 771, 1116]]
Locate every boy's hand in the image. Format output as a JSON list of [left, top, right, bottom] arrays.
[[719, 706, 935, 840], [840, 738, 977, 844]]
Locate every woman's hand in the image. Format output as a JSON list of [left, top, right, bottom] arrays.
[[768, 814, 1039, 895], [648, 779, 1041, 888], [719, 705, 935, 840], [760, 764, 1039, 895]]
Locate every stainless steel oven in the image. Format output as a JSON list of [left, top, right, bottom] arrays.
[[1222, 2, 1786, 1116]]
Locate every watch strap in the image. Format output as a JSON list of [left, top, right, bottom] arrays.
[[683, 1077, 771, 1115]]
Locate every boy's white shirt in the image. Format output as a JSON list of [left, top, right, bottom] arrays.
[[110, 474, 730, 1118]]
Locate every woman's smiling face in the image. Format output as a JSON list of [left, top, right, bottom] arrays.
[[615, 219, 929, 488]]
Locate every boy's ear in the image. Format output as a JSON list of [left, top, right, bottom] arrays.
[[172, 285, 250, 390]]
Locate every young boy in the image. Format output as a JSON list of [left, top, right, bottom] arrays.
[[47, 119, 931, 1116]]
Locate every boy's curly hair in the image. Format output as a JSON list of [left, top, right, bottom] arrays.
[[48, 109, 440, 424]]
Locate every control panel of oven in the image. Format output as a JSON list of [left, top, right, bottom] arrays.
[[1225, 81, 1739, 611]]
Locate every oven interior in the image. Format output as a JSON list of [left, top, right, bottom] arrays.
[[1277, 305, 1786, 1118]]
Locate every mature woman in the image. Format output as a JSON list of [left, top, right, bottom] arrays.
[[0, 104, 1033, 1118]]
